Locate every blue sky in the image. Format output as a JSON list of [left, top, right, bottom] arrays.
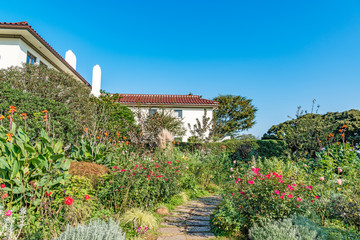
[[1, 1, 360, 137]]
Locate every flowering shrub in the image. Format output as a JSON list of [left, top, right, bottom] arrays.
[[213, 159, 318, 235], [97, 154, 186, 210], [0, 204, 26, 240]]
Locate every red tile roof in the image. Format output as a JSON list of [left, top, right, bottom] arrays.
[[114, 94, 219, 106], [0, 22, 90, 87]]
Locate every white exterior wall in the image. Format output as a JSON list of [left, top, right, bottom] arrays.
[[0, 38, 53, 69], [130, 106, 214, 142]]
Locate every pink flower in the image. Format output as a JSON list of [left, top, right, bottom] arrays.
[[288, 194, 293, 198], [120, 169, 126, 172], [0, 184, 5, 188], [274, 190, 280, 195], [113, 166, 118, 169], [337, 179, 342, 185], [280, 196, 284, 199], [252, 168, 260, 175], [306, 186, 313, 190], [248, 180, 254, 185], [231, 193, 234, 196], [240, 191, 244, 194], [297, 197, 302, 201], [319, 177, 324, 181], [338, 167, 343, 173], [233, 160, 236, 164], [5, 210, 12, 217], [315, 195, 319, 199], [266, 174, 271, 179], [279, 180, 284, 183], [230, 168, 234, 172], [167, 161, 172, 164], [287, 185, 293, 191], [292, 184, 296, 187]]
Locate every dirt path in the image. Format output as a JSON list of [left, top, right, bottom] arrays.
[[157, 195, 222, 240]]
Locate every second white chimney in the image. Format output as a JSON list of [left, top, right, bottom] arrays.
[[91, 65, 101, 97]]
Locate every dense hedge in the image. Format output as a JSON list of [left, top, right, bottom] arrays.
[[177, 139, 289, 159]]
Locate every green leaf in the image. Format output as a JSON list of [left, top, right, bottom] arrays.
[[0, 157, 10, 170], [61, 159, 71, 170], [50, 154, 64, 161], [11, 160, 20, 179], [54, 141, 63, 154]]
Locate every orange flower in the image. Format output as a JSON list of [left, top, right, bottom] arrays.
[[43, 115, 47, 122], [116, 132, 120, 136], [42, 110, 48, 114], [104, 132, 108, 136], [339, 129, 343, 133], [341, 133, 345, 138], [342, 124, 347, 128], [8, 106, 16, 114], [0, 115, 4, 120], [327, 133, 334, 139], [125, 141, 130, 145], [21, 113, 27, 119], [6, 133, 14, 142], [84, 128, 88, 132], [96, 136, 100, 139], [123, 136, 127, 140]]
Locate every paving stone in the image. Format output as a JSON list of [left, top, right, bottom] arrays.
[[190, 211, 210, 216], [158, 227, 185, 234], [186, 220, 210, 226], [163, 216, 185, 222], [187, 215, 210, 221], [158, 235, 187, 240], [174, 208, 193, 213], [187, 226, 211, 232], [187, 232, 216, 239], [160, 221, 184, 227]]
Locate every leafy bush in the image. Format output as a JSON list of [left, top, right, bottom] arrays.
[[0, 123, 71, 209], [56, 218, 125, 240], [249, 215, 326, 240], [263, 109, 360, 156], [97, 152, 186, 211]]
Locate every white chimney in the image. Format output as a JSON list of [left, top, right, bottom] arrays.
[[65, 50, 77, 70], [91, 65, 101, 97]]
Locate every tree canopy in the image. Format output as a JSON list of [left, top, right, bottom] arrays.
[[213, 95, 257, 138]]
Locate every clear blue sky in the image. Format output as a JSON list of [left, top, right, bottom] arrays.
[[2, 1, 360, 137]]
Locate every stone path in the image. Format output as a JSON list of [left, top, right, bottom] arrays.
[[157, 195, 222, 240]]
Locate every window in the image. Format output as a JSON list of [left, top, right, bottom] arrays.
[[149, 109, 157, 115], [26, 51, 37, 65], [174, 110, 183, 118], [40, 61, 47, 68]]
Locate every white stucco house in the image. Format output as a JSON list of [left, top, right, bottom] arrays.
[[114, 94, 219, 142], [0, 21, 103, 96]]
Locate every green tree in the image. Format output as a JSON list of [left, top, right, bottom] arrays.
[[213, 95, 257, 138]]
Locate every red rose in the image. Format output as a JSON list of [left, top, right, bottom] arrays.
[[85, 195, 90, 200], [64, 196, 73, 205]]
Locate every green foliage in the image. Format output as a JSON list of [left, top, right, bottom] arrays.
[[249, 215, 326, 240], [0, 124, 71, 209], [263, 109, 360, 156], [0, 65, 94, 143], [56, 218, 125, 240], [213, 95, 257, 138], [0, 82, 81, 143]]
